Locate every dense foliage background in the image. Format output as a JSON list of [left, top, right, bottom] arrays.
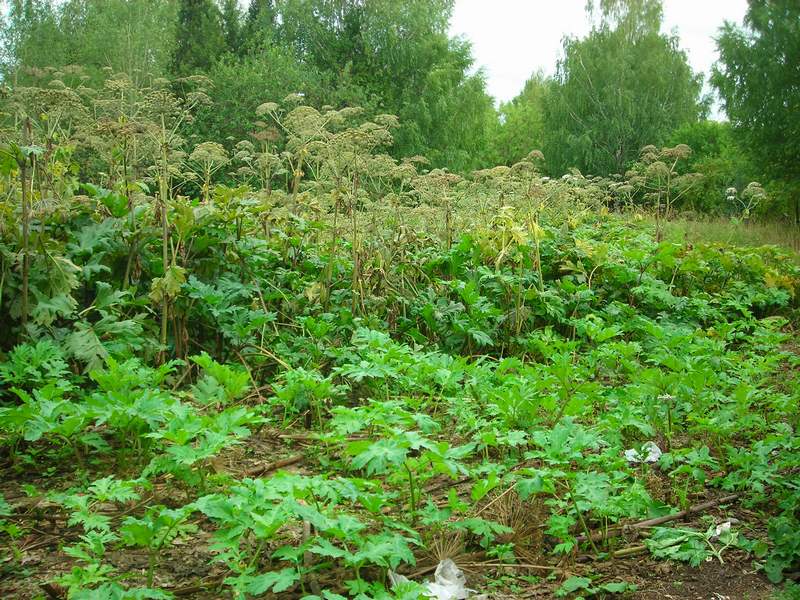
[[0, 1, 799, 599], [1, 0, 797, 219]]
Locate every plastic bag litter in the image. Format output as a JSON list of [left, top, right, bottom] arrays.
[[711, 518, 739, 540], [623, 441, 662, 464], [389, 559, 487, 600], [714, 521, 732, 538]]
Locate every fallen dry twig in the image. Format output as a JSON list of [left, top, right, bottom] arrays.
[[576, 493, 740, 545], [245, 452, 304, 476]]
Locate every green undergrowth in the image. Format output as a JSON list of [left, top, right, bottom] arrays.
[[1, 202, 799, 598], [2, 81, 799, 599]]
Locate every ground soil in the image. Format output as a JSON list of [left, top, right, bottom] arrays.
[[0, 429, 786, 599]]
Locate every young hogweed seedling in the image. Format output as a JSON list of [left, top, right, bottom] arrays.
[[120, 503, 197, 587]]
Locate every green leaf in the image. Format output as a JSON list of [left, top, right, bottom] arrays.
[[471, 472, 499, 502], [250, 511, 284, 539], [348, 438, 408, 475], [556, 576, 592, 597], [100, 190, 130, 218], [644, 527, 709, 567], [599, 581, 637, 593], [516, 473, 555, 499], [245, 568, 300, 594], [32, 292, 78, 326], [309, 538, 347, 559], [0, 494, 12, 517], [765, 556, 786, 584], [149, 266, 187, 304]]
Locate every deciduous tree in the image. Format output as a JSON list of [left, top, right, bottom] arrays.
[[490, 72, 550, 166], [711, 0, 800, 222], [543, 0, 702, 176], [171, 0, 225, 77]]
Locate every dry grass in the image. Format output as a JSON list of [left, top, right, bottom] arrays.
[[658, 216, 800, 258], [427, 530, 466, 563], [476, 487, 547, 564]]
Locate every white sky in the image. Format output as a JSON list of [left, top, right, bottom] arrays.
[[450, 0, 748, 111]]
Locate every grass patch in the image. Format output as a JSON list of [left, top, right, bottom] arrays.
[[659, 216, 800, 257]]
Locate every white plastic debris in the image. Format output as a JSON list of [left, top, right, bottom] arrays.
[[624, 441, 662, 464], [714, 521, 732, 538], [389, 559, 487, 600], [711, 519, 739, 540]]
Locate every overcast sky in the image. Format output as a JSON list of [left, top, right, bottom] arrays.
[[449, 0, 748, 112]]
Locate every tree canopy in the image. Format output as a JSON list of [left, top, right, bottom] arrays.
[[489, 72, 550, 166], [171, 0, 226, 77], [0, 0, 796, 208], [1, 0, 495, 171], [542, 0, 703, 176], [712, 0, 800, 188], [2, 0, 178, 87]]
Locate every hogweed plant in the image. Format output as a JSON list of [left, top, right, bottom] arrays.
[[0, 69, 799, 598], [626, 144, 702, 240], [727, 181, 768, 221]]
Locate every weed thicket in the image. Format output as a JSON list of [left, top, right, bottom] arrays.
[[0, 75, 799, 598]]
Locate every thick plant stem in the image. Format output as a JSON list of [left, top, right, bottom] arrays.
[[123, 233, 139, 291], [147, 550, 156, 588], [568, 486, 599, 555], [157, 117, 170, 364], [20, 157, 30, 331], [323, 189, 340, 310], [20, 118, 33, 332], [290, 153, 304, 214], [122, 142, 136, 290], [160, 198, 169, 359], [445, 194, 452, 250], [404, 462, 417, 523], [350, 172, 361, 315]]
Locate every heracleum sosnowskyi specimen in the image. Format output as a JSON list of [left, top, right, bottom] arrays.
[[1, 4, 800, 593]]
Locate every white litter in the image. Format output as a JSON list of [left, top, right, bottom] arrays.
[[714, 521, 732, 538], [711, 519, 739, 540], [624, 441, 662, 464], [389, 559, 487, 600]]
